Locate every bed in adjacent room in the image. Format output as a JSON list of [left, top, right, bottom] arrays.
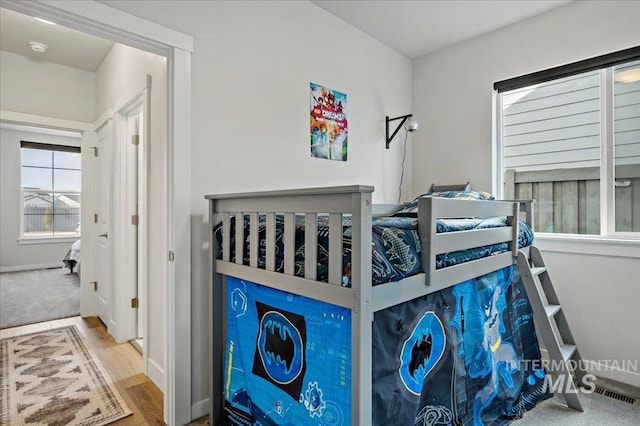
[[62, 239, 81, 274]]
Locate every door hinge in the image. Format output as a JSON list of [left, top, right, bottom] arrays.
[[131, 214, 139, 226], [131, 297, 139, 308], [131, 134, 139, 145], [92, 146, 98, 157], [168, 251, 175, 262], [91, 281, 97, 291], [94, 213, 98, 223]]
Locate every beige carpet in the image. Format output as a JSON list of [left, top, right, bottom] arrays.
[[0, 268, 80, 329], [0, 325, 132, 425]]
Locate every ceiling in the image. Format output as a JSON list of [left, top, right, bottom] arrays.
[[0, 1, 572, 72], [0, 7, 114, 72], [311, 0, 573, 59]]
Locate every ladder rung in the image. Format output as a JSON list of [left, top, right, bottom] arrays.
[[531, 266, 547, 276], [520, 246, 584, 413], [560, 344, 577, 362], [545, 304, 561, 318]]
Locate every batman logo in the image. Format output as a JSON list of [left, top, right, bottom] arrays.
[[399, 311, 446, 396], [260, 313, 298, 377], [253, 303, 306, 397], [409, 333, 433, 380]]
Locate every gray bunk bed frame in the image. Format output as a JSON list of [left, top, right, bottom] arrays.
[[207, 185, 533, 426]]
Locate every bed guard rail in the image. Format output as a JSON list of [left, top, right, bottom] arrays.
[[207, 185, 374, 308], [417, 196, 525, 293]]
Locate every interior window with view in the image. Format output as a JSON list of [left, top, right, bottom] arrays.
[[499, 57, 640, 235], [21, 142, 81, 237]]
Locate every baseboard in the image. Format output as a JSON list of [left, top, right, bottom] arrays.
[[0, 262, 63, 273], [585, 359, 640, 388], [191, 398, 209, 421], [147, 357, 165, 393]]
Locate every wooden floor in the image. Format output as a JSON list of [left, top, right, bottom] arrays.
[[0, 316, 209, 426]]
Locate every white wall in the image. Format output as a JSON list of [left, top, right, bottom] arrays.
[[101, 0, 412, 416], [412, 0, 640, 193], [0, 51, 90, 270], [412, 0, 640, 386], [538, 246, 640, 387], [0, 126, 81, 271], [0, 50, 96, 122], [95, 43, 167, 389], [0, 51, 93, 271]]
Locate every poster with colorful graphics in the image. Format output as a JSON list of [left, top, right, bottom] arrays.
[[310, 82, 348, 161]]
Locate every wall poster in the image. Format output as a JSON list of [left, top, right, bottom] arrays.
[[310, 82, 348, 161]]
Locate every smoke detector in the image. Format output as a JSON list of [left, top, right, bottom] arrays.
[[29, 41, 48, 53]]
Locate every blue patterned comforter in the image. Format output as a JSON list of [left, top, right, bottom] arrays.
[[372, 216, 533, 284], [214, 214, 533, 286]]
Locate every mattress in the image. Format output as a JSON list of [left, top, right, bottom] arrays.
[[214, 214, 533, 286]]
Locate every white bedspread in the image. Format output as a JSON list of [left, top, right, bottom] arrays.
[[62, 239, 81, 271]]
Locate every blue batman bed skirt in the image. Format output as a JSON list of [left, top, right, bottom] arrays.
[[222, 266, 550, 426], [223, 275, 352, 425]]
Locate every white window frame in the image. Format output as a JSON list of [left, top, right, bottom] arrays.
[[19, 142, 82, 241], [600, 66, 637, 240], [494, 64, 640, 245]]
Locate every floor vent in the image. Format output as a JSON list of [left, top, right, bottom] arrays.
[[594, 386, 637, 405]]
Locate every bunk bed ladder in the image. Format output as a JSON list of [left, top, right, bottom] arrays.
[[516, 246, 585, 412]]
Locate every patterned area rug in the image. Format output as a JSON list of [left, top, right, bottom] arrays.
[[0, 325, 132, 425]]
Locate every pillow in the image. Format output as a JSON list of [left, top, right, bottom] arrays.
[[395, 190, 495, 215], [427, 181, 471, 193]]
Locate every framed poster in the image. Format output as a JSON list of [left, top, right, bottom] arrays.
[[310, 83, 348, 161]]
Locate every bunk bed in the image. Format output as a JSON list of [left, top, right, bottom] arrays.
[[207, 185, 550, 426]]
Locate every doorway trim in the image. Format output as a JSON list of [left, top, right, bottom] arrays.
[[1, 2, 194, 425], [112, 77, 150, 364]]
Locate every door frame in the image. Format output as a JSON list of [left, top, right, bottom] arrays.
[[112, 76, 150, 355], [1, 1, 194, 424]]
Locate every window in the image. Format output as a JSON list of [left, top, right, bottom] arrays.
[[21, 141, 81, 237], [495, 48, 640, 237]]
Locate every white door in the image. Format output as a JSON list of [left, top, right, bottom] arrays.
[[96, 119, 112, 327], [114, 85, 149, 344]]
